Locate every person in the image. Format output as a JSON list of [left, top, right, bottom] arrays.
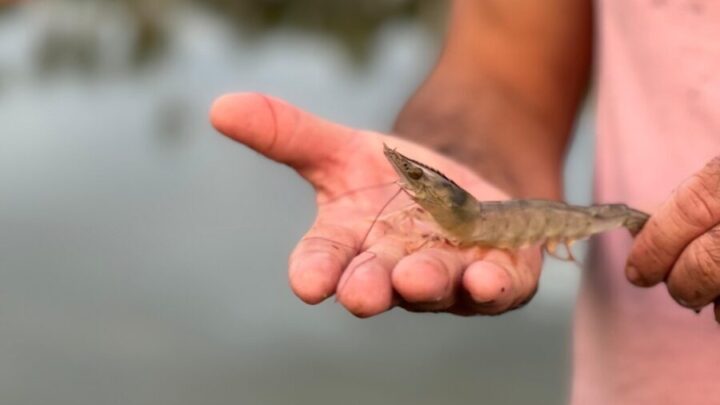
[[210, 1, 720, 403]]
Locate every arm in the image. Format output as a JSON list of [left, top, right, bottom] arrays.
[[395, 0, 593, 199], [210, 1, 593, 317]]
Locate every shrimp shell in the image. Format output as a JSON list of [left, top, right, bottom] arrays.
[[382, 144, 649, 257]]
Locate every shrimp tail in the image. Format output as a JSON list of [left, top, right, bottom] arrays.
[[622, 207, 650, 237], [589, 204, 650, 237]]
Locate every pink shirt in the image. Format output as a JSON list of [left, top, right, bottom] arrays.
[[573, 1, 720, 403]]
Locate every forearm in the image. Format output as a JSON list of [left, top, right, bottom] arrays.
[[393, 0, 592, 200], [394, 77, 574, 199]]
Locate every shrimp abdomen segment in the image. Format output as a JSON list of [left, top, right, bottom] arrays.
[[463, 200, 650, 249]]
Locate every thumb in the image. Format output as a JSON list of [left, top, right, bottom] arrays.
[[210, 92, 353, 175]]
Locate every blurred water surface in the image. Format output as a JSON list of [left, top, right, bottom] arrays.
[[0, 2, 591, 404]]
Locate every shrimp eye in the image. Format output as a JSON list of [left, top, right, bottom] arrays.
[[407, 167, 424, 180]]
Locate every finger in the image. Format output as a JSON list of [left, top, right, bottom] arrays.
[[336, 236, 406, 318], [461, 249, 542, 315], [391, 248, 464, 311], [289, 225, 358, 305], [714, 297, 720, 324], [666, 226, 720, 309], [210, 92, 354, 175], [627, 157, 720, 286]]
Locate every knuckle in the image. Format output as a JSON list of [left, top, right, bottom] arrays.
[[673, 159, 720, 229], [692, 237, 720, 287], [704, 155, 720, 179], [673, 181, 716, 229], [671, 239, 720, 306]]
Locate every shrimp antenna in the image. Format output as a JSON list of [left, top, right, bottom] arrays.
[[320, 181, 398, 204], [358, 186, 404, 250], [335, 186, 404, 299], [301, 185, 405, 252]]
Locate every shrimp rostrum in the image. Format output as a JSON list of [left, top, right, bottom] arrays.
[[382, 144, 649, 260]]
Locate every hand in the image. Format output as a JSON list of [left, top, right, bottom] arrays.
[[210, 93, 542, 317], [626, 157, 720, 323]]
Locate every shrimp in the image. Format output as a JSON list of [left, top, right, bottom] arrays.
[[382, 144, 649, 260]]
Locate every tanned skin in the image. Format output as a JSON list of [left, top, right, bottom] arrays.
[[210, 0, 592, 317], [395, 0, 593, 199]]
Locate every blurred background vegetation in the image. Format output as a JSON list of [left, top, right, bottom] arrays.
[[30, 0, 445, 73], [0, 1, 589, 404]]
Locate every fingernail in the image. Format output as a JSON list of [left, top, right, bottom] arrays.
[[675, 298, 702, 313], [676, 297, 691, 307], [626, 265, 643, 285]]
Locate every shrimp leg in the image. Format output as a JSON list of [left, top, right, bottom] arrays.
[[544, 239, 579, 263]]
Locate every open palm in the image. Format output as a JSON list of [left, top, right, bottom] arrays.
[[211, 93, 542, 317]]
